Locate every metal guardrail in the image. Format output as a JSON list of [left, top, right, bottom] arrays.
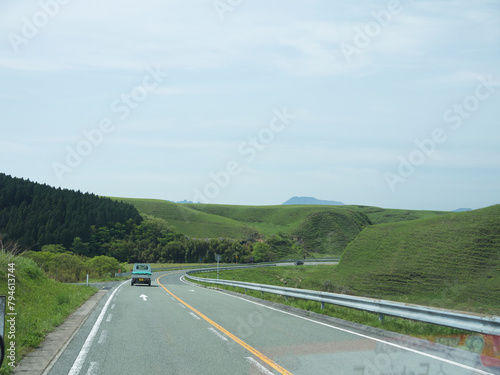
[[185, 271, 500, 335]]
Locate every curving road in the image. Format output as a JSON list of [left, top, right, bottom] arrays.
[[46, 270, 497, 375]]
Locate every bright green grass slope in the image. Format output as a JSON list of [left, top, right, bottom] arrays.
[[185, 203, 368, 235], [0, 252, 96, 374], [345, 205, 448, 225], [187, 204, 372, 255], [113, 198, 258, 239], [333, 204, 500, 315]]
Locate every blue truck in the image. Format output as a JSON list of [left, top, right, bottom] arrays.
[[131, 263, 152, 286]]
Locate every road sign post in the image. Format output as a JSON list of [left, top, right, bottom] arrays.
[[215, 254, 221, 279]]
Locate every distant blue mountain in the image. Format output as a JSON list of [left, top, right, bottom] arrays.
[[452, 208, 472, 212], [282, 196, 345, 206]]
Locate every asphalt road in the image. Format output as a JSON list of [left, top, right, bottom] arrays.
[[46, 271, 497, 375]]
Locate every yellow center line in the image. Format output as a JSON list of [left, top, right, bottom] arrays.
[[157, 275, 293, 375]]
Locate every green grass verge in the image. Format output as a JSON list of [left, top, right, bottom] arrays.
[[0, 252, 97, 374]]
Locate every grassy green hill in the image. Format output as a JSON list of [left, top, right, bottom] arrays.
[[113, 199, 376, 256], [185, 203, 370, 237], [112, 198, 450, 258], [333, 204, 500, 314], [112, 198, 258, 239], [345, 205, 448, 224]]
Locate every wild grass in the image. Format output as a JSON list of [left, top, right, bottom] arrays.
[[0, 250, 96, 374]]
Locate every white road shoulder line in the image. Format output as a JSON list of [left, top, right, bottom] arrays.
[[68, 280, 128, 375]]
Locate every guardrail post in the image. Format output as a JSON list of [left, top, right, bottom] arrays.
[[321, 302, 325, 310]]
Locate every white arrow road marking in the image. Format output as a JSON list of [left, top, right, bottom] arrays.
[[140, 294, 148, 301]]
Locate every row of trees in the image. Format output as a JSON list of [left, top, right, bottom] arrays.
[[36, 215, 303, 265], [22, 223, 304, 282], [24, 248, 121, 283]]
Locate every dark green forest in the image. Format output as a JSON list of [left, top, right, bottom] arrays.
[[0, 173, 142, 250]]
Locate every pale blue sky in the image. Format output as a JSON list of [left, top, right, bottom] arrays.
[[1, 0, 499, 210]]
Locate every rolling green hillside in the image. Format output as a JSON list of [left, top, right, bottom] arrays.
[[345, 205, 448, 224], [113, 198, 258, 239], [333, 204, 500, 314], [187, 203, 447, 227], [292, 210, 370, 254], [113, 198, 449, 257], [185, 203, 370, 237]]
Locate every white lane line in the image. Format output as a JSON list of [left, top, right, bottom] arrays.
[[85, 362, 99, 375], [97, 330, 108, 344], [245, 357, 274, 375], [106, 314, 112, 322], [178, 303, 186, 309], [68, 279, 128, 375], [189, 312, 201, 320], [208, 327, 228, 341], [180, 275, 493, 375], [111, 304, 115, 310]]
